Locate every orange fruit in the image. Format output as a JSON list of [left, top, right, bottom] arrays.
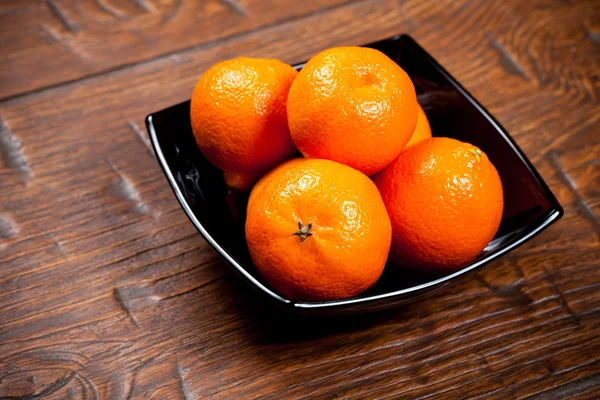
[[247, 157, 305, 212], [373, 137, 503, 271], [405, 103, 432, 147], [246, 159, 391, 301], [190, 57, 298, 191], [287, 46, 418, 176]]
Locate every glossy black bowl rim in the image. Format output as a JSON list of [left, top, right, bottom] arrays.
[[145, 34, 563, 313]]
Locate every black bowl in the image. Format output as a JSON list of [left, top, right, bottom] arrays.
[[145, 34, 562, 316]]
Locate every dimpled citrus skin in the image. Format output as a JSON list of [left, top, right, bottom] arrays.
[[190, 57, 298, 190], [374, 137, 504, 271], [287, 46, 418, 176], [405, 103, 432, 147], [246, 159, 392, 301], [247, 157, 305, 213]]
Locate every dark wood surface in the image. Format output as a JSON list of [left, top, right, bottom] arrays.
[[1, 0, 599, 398]]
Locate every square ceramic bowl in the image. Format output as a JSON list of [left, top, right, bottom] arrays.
[[145, 34, 563, 316]]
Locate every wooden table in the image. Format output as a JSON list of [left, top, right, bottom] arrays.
[[1, 1, 599, 398]]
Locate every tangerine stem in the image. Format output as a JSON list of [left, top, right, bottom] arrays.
[[292, 221, 313, 243], [471, 148, 482, 162]]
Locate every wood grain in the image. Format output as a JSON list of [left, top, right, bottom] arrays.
[[1, 0, 599, 398], [0, 0, 351, 100]]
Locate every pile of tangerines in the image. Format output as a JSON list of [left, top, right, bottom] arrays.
[[190, 47, 504, 302]]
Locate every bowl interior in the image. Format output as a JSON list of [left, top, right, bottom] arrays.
[[146, 35, 562, 313]]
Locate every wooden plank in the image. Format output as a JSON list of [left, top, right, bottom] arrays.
[[0, 0, 599, 398], [0, 0, 351, 100]]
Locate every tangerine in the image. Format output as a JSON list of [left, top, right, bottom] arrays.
[[287, 46, 418, 176], [373, 137, 503, 271], [406, 103, 432, 147], [246, 159, 391, 301], [190, 57, 298, 190]]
